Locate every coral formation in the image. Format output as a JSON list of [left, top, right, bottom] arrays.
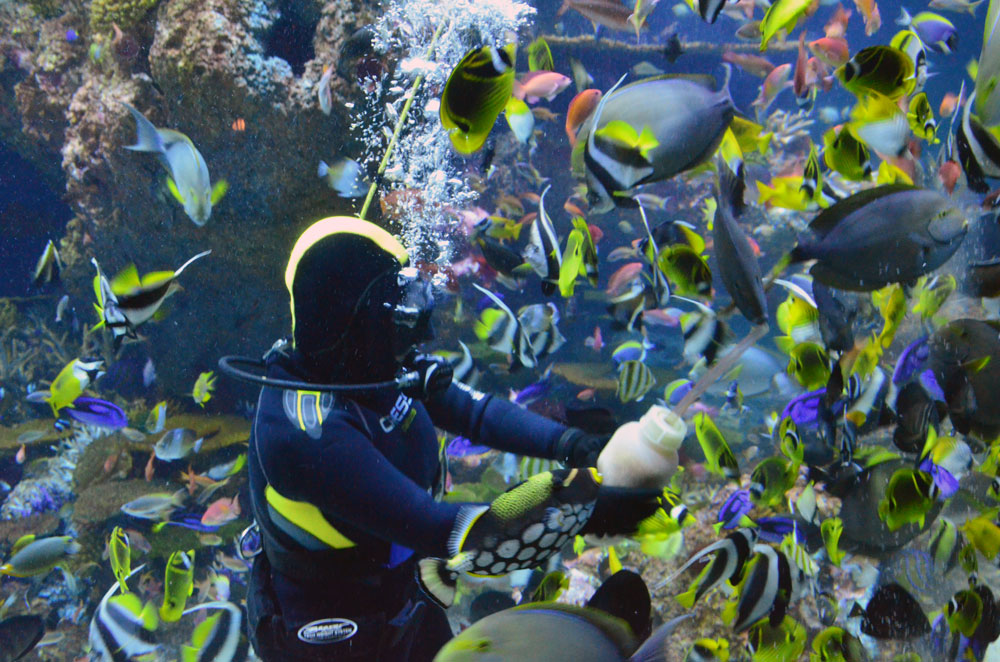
[[90, 0, 159, 31]]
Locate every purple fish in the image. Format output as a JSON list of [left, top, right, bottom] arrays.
[[919, 369, 946, 402], [65, 397, 127, 429], [717, 489, 753, 530], [65, 29, 78, 42], [781, 389, 824, 427], [754, 516, 806, 544], [511, 375, 551, 406], [918, 459, 959, 499], [446, 437, 491, 457], [893, 336, 930, 385], [666, 381, 692, 406]]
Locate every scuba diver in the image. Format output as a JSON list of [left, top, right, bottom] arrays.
[[227, 217, 673, 661]]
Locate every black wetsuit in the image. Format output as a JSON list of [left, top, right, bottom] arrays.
[[246, 354, 568, 661]]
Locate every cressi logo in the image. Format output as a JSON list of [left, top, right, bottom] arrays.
[[297, 618, 358, 644]]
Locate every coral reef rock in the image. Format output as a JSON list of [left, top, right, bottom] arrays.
[[2, 0, 379, 391]]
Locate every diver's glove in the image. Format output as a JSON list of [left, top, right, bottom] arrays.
[[398, 352, 453, 400], [581, 485, 687, 539], [554, 427, 611, 468], [417, 468, 601, 607]]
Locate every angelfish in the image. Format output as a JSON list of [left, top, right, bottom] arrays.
[[122, 103, 228, 226]]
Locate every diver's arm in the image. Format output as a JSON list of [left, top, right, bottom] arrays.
[[284, 425, 467, 559], [425, 381, 568, 458]]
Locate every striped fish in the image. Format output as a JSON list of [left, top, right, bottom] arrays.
[[519, 456, 564, 482], [473, 284, 536, 370], [181, 601, 246, 662], [616, 360, 656, 402], [89, 565, 160, 662], [727, 544, 804, 633]]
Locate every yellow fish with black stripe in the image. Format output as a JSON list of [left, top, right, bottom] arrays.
[[439, 44, 517, 154], [617, 359, 656, 403]]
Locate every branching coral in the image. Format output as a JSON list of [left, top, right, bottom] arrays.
[[89, 0, 159, 31]]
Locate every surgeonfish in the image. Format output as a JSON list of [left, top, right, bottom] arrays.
[[849, 582, 930, 639], [712, 162, 767, 325], [122, 103, 227, 226], [439, 44, 516, 154], [153, 428, 205, 461], [160, 549, 195, 622], [580, 71, 734, 213], [787, 185, 967, 292], [433, 570, 691, 661], [0, 535, 81, 578], [120, 489, 187, 521], [896, 8, 957, 53]]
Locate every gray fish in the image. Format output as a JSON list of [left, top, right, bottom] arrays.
[[712, 163, 767, 325], [582, 71, 734, 213], [122, 103, 226, 226], [788, 185, 967, 291], [153, 428, 204, 461], [929, 318, 1000, 438], [120, 489, 186, 521]]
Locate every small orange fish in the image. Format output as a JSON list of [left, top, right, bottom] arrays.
[[808, 37, 849, 67], [531, 107, 561, 122], [721, 51, 775, 78], [824, 4, 852, 38], [520, 192, 541, 205], [145, 453, 155, 482], [565, 89, 602, 147], [103, 452, 118, 475], [587, 223, 604, 244], [584, 326, 603, 352], [853, 0, 881, 36], [201, 495, 241, 527], [939, 92, 959, 118], [939, 160, 961, 195], [231, 118, 246, 132], [606, 262, 645, 296], [15, 445, 25, 465], [564, 200, 587, 218], [577, 388, 597, 401]]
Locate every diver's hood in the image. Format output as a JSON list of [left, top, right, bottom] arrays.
[[286, 217, 409, 383]]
